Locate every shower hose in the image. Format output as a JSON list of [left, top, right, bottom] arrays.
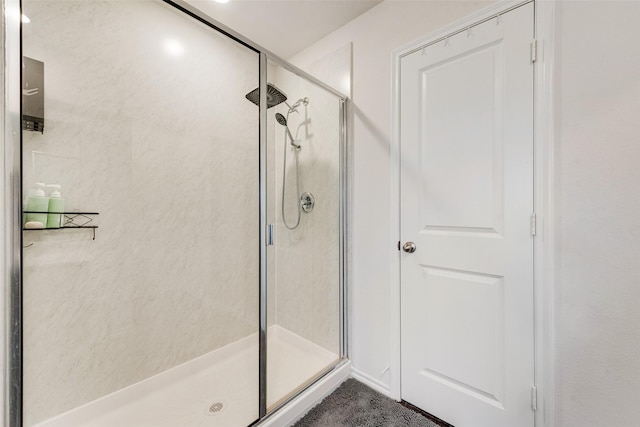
[[281, 110, 301, 230]]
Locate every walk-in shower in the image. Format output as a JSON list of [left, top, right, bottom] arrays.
[[9, 1, 348, 426]]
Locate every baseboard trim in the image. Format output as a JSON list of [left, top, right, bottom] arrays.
[[351, 368, 392, 398], [256, 360, 352, 427]]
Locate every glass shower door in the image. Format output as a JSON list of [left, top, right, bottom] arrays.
[[21, 1, 261, 426], [265, 60, 344, 410]]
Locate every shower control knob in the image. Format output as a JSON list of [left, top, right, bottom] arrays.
[[402, 242, 417, 253]]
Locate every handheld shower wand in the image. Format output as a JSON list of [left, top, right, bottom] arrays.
[[275, 113, 300, 149]]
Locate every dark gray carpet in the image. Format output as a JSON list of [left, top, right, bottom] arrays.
[[293, 379, 444, 427]]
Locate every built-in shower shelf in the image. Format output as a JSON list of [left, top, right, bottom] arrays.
[[22, 211, 99, 240]]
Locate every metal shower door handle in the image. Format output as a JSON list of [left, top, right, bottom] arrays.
[[402, 242, 417, 253]]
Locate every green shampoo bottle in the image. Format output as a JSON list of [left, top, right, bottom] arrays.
[[46, 184, 65, 228], [25, 182, 49, 228]]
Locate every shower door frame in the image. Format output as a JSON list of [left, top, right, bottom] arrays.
[[256, 50, 350, 421], [2, 0, 350, 425]]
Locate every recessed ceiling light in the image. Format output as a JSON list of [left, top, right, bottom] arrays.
[[164, 39, 184, 56], [214, 0, 230, 4], [21, 14, 30, 23]]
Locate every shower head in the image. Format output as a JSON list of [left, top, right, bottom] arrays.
[[245, 83, 288, 109], [275, 113, 300, 149], [275, 112, 287, 126]]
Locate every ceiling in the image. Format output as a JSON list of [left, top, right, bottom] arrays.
[[185, 0, 382, 58]]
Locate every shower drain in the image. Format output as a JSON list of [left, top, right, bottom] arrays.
[[205, 401, 225, 416]]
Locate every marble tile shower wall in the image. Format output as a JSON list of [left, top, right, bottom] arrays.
[[270, 65, 341, 355], [22, 1, 260, 424]]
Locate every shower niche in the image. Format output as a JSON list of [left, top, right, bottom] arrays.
[[22, 56, 45, 133], [17, 1, 347, 426]]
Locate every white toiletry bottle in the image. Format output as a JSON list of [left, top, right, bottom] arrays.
[[25, 182, 49, 228], [46, 184, 64, 229]]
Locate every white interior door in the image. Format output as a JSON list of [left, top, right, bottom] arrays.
[[399, 3, 535, 427]]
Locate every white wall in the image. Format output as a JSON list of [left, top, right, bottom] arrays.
[[554, 1, 640, 425], [292, 0, 640, 425], [291, 0, 493, 393]]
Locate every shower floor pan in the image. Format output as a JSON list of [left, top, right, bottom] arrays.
[[33, 326, 338, 427]]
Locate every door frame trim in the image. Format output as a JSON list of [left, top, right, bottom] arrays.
[[389, 1, 556, 426]]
